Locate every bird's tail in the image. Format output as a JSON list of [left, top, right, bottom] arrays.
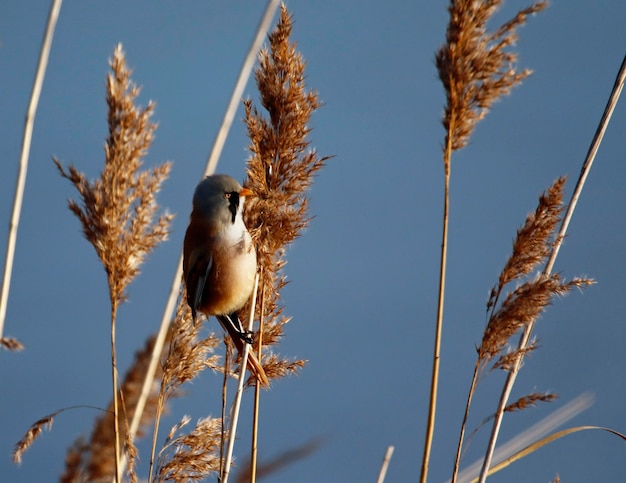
[[217, 314, 270, 388]]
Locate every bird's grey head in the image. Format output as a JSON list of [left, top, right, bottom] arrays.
[[192, 174, 246, 225]]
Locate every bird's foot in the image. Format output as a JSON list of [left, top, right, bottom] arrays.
[[238, 330, 254, 345]]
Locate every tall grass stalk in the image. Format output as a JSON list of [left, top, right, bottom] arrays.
[[0, 0, 62, 345], [221, 274, 259, 483], [477, 53, 626, 483], [421, 2, 546, 480], [55, 45, 172, 482]]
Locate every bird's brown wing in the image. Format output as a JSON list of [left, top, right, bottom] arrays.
[[185, 251, 213, 323]]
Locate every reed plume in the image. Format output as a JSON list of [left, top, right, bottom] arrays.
[[451, 178, 593, 482], [423, 2, 547, 481], [241, 4, 328, 384], [54, 43, 172, 482], [147, 294, 221, 481], [155, 416, 223, 482]]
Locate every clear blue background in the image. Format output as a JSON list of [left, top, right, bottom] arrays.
[[2, 1, 626, 482]]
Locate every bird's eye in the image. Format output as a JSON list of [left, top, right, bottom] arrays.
[[224, 193, 231, 199]]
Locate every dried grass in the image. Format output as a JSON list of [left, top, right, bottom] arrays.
[[452, 178, 594, 482], [13, 413, 56, 464], [54, 44, 172, 306], [156, 416, 223, 482], [54, 44, 172, 482], [426, 2, 547, 481], [436, 0, 548, 153], [240, 4, 328, 385], [504, 393, 558, 413]]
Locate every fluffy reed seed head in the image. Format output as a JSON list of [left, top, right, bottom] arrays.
[[504, 392, 558, 413], [487, 177, 567, 313], [54, 43, 173, 306], [162, 293, 221, 398], [479, 178, 595, 363], [156, 416, 223, 481], [239, 5, 329, 384], [436, 0, 547, 153], [13, 413, 56, 464]]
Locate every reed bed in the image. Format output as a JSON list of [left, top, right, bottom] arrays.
[[7, 1, 626, 482]]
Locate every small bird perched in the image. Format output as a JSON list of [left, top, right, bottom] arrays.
[[183, 174, 269, 387]]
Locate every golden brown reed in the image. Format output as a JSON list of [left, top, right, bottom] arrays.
[[54, 43, 172, 482], [451, 178, 594, 482], [147, 293, 221, 481], [428, 3, 548, 481], [491, 340, 538, 372], [436, 0, 548, 153], [240, 4, 329, 385], [161, 294, 221, 398], [156, 416, 223, 482], [13, 413, 56, 464], [479, 177, 594, 363], [504, 392, 558, 413], [487, 177, 567, 315], [54, 44, 173, 307]]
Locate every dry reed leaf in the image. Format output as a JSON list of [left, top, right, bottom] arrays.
[[436, 0, 547, 152]]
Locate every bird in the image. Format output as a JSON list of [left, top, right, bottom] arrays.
[[183, 174, 269, 387]]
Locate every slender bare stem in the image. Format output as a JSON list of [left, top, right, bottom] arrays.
[[0, 0, 62, 339], [222, 274, 260, 483], [477, 54, 626, 483], [421, 137, 452, 483], [452, 360, 481, 482], [110, 303, 121, 483], [377, 446, 395, 483], [250, 279, 266, 483], [219, 336, 231, 483]]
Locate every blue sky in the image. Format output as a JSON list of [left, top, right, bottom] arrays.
[[2, 1, 626, 482]]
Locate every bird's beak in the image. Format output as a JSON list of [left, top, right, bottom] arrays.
[[239, 187, 255, 198]]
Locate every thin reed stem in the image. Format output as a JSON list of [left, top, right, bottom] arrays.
[[377, 446, 395, 483], [110, 305, 121, 483], [222, 274, 260, 483], [477, 54, 626, 483], [421, 138, 452, 483], [123, 4, 280, 476], [451, 359, 481, 482], [250, 279, 266, 483], [0, 0, 62, 339]]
